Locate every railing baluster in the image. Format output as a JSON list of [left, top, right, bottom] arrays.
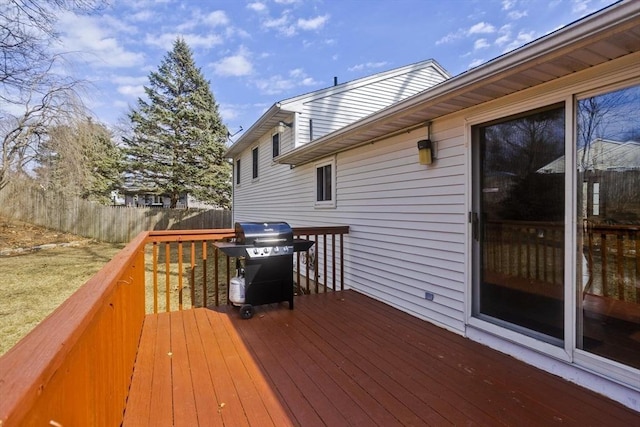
[[617, 234, 624, 300], [340, 232, 344, 291], [636, 233, 640, 304], [601, 233, 608, 297], [202, 241, 208, 308], [178, 242, 183, 310], [153, 243, 158, 314], [190, 241, 196, 308], [323, 233, 327, 292], [165, 242, 171, 312], [331, 233, 336, 292]]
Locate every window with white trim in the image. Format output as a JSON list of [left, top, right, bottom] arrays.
[[252, 147, 258, 179], [272, 133, 280, 158], [315, 157, 336, 208]]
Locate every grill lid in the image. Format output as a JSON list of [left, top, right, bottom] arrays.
[[235, 221, 293, 246]]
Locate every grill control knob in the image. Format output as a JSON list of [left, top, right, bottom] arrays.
[[274, 246, 279, 253], [253, 248, 258, 255]]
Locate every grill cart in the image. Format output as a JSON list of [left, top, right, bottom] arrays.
[[215, 222, 314, 319]]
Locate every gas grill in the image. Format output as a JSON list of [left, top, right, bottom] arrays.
[[215, 222, 314, 318]]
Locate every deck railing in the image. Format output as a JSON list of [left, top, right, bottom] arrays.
[[145, 226, 350, 313], [0, 232, 147, 426], [484, 220, 639, 303], [0, 225, 349, 426]]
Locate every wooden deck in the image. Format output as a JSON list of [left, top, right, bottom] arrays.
[[123, 290, 638, 426]]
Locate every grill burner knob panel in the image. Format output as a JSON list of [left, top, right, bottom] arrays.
[[244, 245, 294, 258]]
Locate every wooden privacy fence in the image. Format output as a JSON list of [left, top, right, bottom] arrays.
[[0, 182, 231, 243]]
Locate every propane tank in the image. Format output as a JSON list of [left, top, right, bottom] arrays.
[[229, 275, 245, 306]]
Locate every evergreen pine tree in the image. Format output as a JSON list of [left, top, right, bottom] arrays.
[[124, 37, 230, 208]]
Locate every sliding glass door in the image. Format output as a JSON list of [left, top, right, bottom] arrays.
[[472, 105, 566, 343], [576, 84, 640, 369]]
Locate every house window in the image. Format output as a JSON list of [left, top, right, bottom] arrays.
[[272, 133, 280, 158], [236, 159, 241, 185], [252, 147, 258, 179], [315, 157, 335, 208]]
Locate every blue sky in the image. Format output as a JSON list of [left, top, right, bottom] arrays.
[[55, 0, 618, 136]]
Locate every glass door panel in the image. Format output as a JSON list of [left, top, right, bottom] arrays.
[[473, 105, 565, 343], [577, 85, 640, 369]]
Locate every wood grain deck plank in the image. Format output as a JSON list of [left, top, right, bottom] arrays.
[[214, 307, 290, 427], [122, 315, 157, 426], [234, 305, 353, 426], [147, 312, 174, 427], [345, 290, 640, 426], [180, 309, 224, 426], [170, 310, 199, 427], [125, 291, 639, 426], [297, 293, 492, 426]]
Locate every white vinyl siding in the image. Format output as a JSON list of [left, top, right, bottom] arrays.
[[233, 55, 640, 338], [296, 67, 447, 144], [233, 119, 467, 333]]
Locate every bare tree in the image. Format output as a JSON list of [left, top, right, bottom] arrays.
[[0, 0, 106, 189], [1, 1, 105, 101]]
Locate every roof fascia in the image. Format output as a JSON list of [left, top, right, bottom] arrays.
[[276, 0, 639, 166]]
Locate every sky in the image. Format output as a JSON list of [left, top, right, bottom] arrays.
[[54, 0, 620, 139]]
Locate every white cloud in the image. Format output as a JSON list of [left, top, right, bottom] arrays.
[[56, 12, 145, 68], [474, 38, 490, 50], [348, 61, 388, 72], [247, 2, 267, 12], [507, 10, 528, 19], [218, 104, 239, 122], [145, 33, 224, 51], [436, 30, 465, 45], [502, 0, 515, 10], [468, 58, 486, 68], [254, 68, 319, 95], [468, 22, 496, 35], [263, 14, 289, 29], [297, 14, 330, 31], [572, 0, 590, 14], [502, 30, 536, 53], [117, 84, 145, 98], [212, 47, 253, 77], [203, 10, 230, 27]]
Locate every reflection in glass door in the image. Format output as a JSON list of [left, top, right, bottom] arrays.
[[576, 85, 640, 370], [472, 105, 565, 343]]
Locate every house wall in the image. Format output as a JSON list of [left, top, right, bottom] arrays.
[[234, 54, 640, 330], [291, 63, 448, 145]]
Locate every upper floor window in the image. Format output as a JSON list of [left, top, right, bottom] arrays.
[[272, 133, 280, 158], [252, 147, 259, 179], [236, 159, 241, 185]]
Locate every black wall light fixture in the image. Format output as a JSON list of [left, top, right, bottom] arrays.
[[417, 122, 436, 165]]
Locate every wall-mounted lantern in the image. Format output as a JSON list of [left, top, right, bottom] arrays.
[[417, 122, 436, 165]]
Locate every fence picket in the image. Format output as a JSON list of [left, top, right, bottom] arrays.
[[0, 182, 231, 243]]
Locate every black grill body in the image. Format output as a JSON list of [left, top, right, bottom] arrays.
[[215, 222, 314, 318]]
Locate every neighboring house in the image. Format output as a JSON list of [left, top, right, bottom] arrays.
[[122, 191, 217, 209], [226, 1, 640, 411]]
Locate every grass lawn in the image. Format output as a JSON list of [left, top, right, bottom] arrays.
[[0, 242, 124, 356]]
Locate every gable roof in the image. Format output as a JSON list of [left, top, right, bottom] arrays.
[[224, 59, 450, 158], [276, 0, 640, 166]]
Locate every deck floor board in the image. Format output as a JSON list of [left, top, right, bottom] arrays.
[[124, 290, 639, 426]]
